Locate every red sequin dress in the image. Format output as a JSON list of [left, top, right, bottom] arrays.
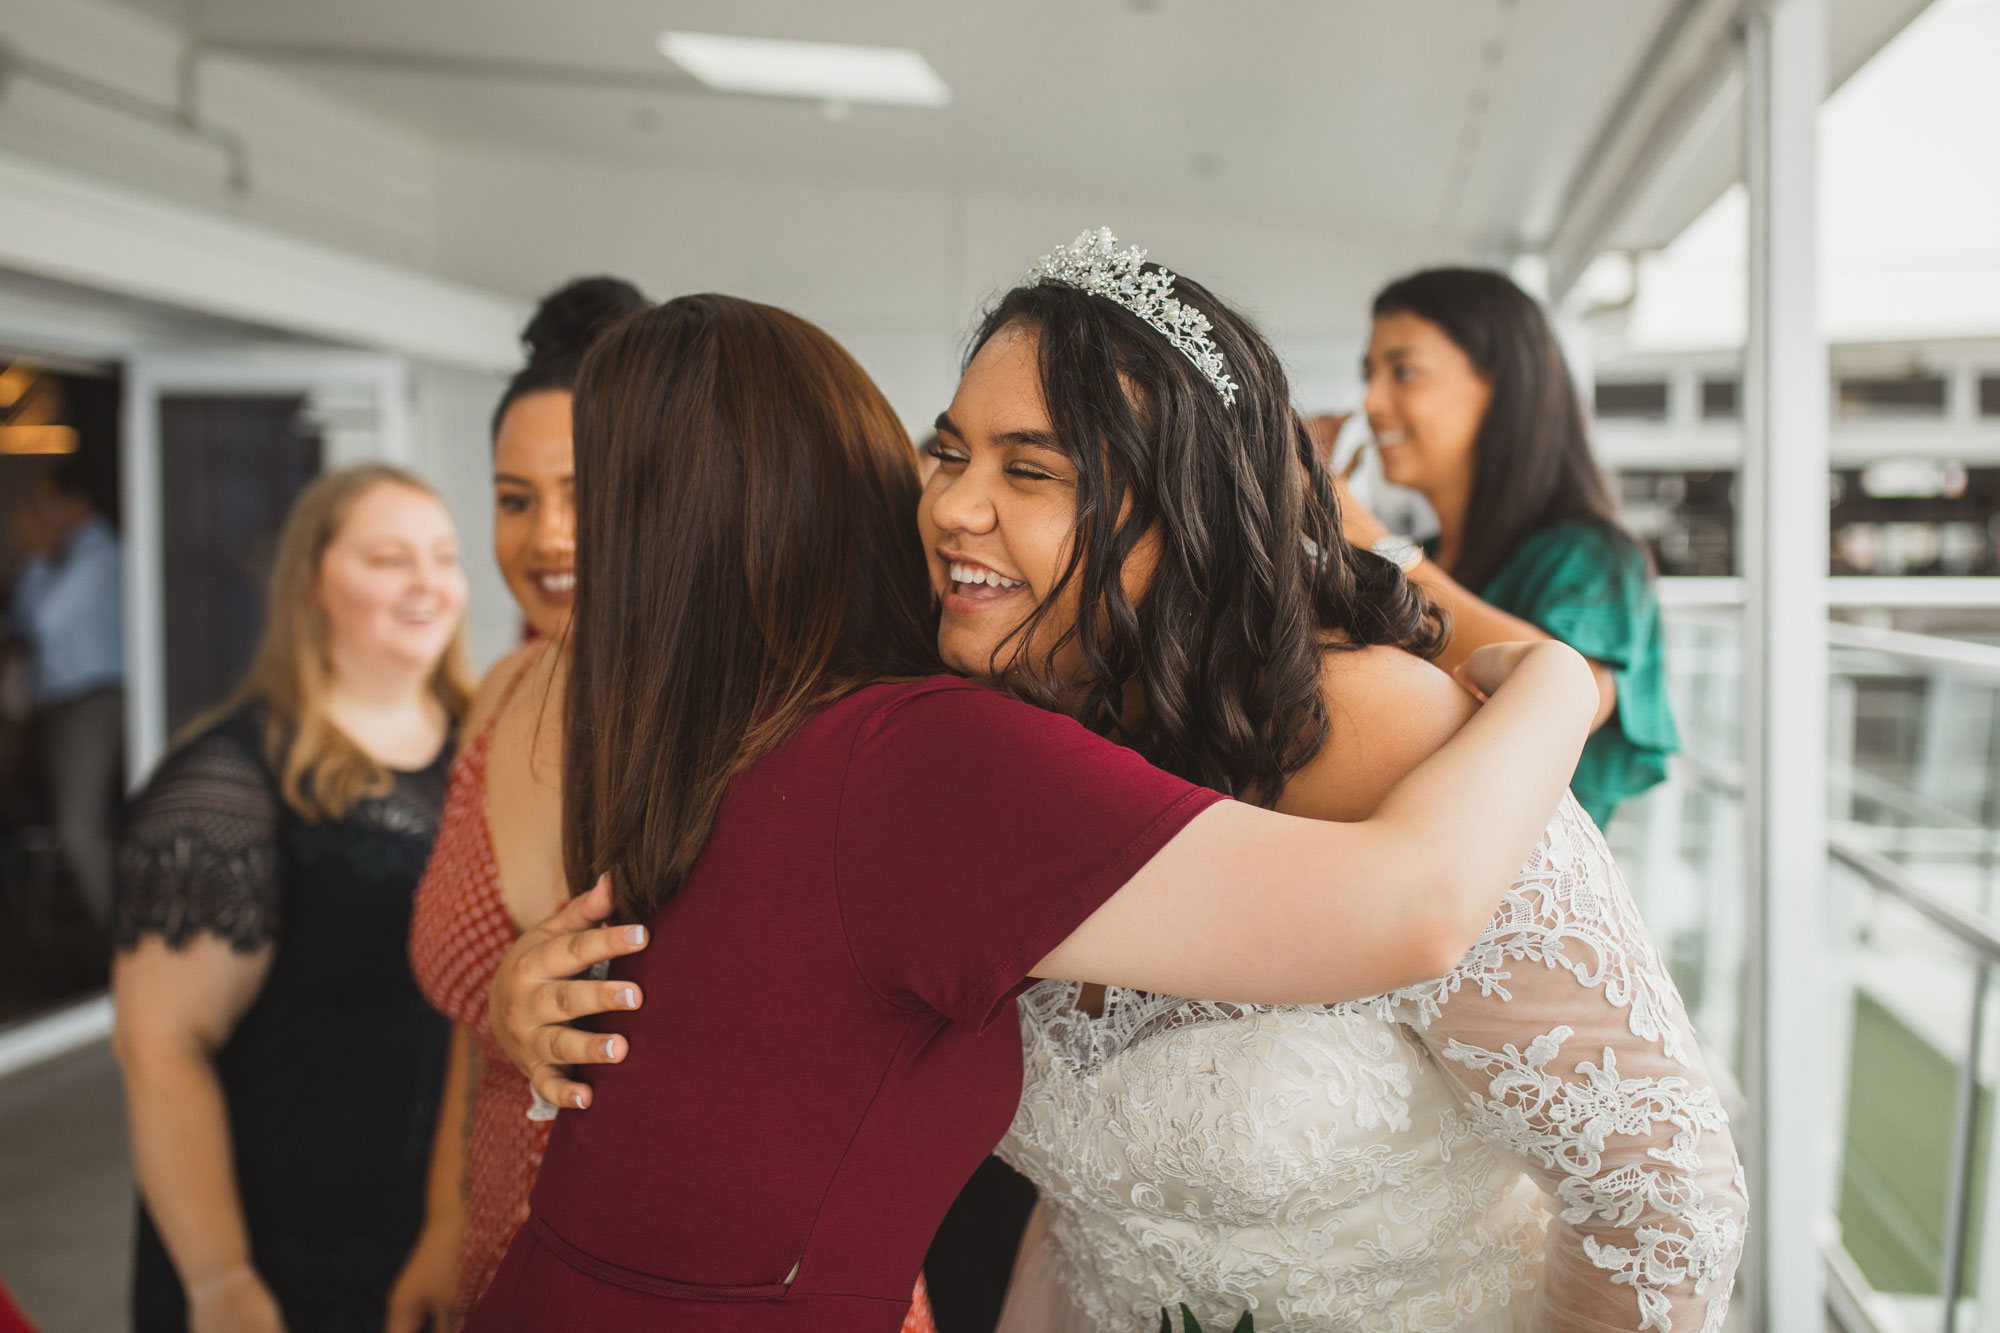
[[411, 672, 934, 1330]]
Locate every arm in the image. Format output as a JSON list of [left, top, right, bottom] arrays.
[[1403, 559, 1618, 732], [491, 641, 1597, 1099], [1033, 640, 1599, 1003], [1332, 477, 1619, 730], [112, 937, 286, 1333], [1382, 807, 1747, 1331], [113, 721, 291, 1331], [993, 1206, 1075, 1333], [385, 1026, 474, 1333]]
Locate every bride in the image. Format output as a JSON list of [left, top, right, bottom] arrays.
[[494, 231, 1747, 1331]]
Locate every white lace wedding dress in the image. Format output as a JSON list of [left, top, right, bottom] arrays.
[[995, 795, 1747, 1333]]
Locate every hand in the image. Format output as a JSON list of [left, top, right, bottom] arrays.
[[1304, 413, 1351, 470], [188, 1266, 285, 1333], [488, 875, 648, 1111], [384, 1215, 464, 1333], [1452, 640, 1584, 703], [1329, 470, 1392, 549]]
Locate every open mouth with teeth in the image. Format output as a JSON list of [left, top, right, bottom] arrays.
[[530, 570, 576, 602], [943, 559, 1027, 609]]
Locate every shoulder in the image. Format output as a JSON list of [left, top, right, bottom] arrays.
[[1488, 521, 1652, 612], [462, 642, 550, 740], [125, 705, 281, 838], [1513, 521, 1646, 578], [851, 675, 1032, 730], [1281, 645, 1476, 823], [76, 518, 121, 560], [157, 706, 270, 785], [839, 675, 1171, 804]]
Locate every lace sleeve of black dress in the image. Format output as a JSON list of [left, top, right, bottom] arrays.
[[115, 712, 284, 954]]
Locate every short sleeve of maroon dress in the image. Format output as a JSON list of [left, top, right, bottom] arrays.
[[835, 678, 1224, 1027]]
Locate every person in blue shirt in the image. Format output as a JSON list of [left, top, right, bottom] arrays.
[[11, 457, 123, 929]]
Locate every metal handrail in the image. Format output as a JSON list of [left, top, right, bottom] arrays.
[[1828, 620, 2000, 685], [1827, 835, 2000, 963]]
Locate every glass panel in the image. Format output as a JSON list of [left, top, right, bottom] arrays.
[[1838, 373, 1950, 419], [1702, 377, 1741, 419], [1595, 378, 1670, 421], [1612, 469, 1738, 576], [1831, 866, 1990, 1331], [1979, 375, 2000, 419], [1639, 604, 2000, 1328], [1605, 609, 1746, 1077]]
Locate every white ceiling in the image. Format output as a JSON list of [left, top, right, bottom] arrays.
[[126, 0, 1686, 256]]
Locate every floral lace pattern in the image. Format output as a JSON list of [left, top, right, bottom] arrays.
[[997, 795, 1746, 1333]]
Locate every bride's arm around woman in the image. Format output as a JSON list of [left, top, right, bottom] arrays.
[[1381, 792, 1746, 1331], [1283, 648, 1747, 1333]]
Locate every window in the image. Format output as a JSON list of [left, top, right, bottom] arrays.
[[1836, 373, 1947, 419], [1595, 379, 1669, 421], [1980, 374, 2000, 418], [1701, 377, 1740, 420]]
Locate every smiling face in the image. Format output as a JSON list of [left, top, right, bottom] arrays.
[[922, 324, 1080, 682], [922, 321, 1166, 692], [1361, 310, 1493, 498], [315, 482, 467, 677], [492, 389, 578, 637]]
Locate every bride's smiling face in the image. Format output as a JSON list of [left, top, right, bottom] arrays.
[[920, 322, 1157, 686], [921, 324, 1077, 681]]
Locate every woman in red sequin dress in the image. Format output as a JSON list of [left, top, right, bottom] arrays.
[[394, 276, 934, 1333]]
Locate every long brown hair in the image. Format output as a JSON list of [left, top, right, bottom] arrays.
[[204, 463, 475, 820], [967, 274, 1443, 805], [1371, 268, 1635, 592], [563, 294, 940, 920]]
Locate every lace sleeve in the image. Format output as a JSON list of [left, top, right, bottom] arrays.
[[115, 716, 283, 953], [1375, 796, 1748, 1333]]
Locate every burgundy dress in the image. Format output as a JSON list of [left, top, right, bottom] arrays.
[[463, 677, 1221, 1332]]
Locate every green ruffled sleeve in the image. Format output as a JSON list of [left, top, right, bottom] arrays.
[[1477, 523, 1680, 827]]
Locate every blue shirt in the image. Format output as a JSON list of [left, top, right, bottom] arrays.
[[12, 515, 123, 705]]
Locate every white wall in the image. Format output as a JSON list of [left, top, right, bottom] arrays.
[[0, 0, 439, 269], [412, 362, 517, 671]]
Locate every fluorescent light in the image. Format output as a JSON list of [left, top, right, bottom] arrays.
[[0, 426, 77, 455], [659, 32, 950, 108]]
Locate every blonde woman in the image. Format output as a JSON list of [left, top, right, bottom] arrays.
[[112, 464, 472, 1333]]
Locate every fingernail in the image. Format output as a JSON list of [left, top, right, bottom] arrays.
[[570, 1090, 587, 1108], [601, 1037, 619, 1060], [616, 987, 637, 1009], [625, 925, 648, 946]]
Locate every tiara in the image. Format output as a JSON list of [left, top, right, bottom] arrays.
[[1022, 227, 1239, 406]]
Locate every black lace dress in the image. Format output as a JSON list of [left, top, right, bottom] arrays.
[[115, 706, 453, 1332]]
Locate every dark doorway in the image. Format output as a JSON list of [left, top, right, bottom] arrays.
[[0, 364, 124, 1020], [158, 396, 322, 736]]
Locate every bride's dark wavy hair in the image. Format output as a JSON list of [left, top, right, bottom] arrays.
[[969, 268, 1444, 804]]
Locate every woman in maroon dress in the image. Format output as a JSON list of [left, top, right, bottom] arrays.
[[463, 293, 1598, 1332]]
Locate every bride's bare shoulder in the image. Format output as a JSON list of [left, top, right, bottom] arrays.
[[1277, 645, 1480, 823]]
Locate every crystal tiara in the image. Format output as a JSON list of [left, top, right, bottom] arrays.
[[1022, 227, 1240, 407]]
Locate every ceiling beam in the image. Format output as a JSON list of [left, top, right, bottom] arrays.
[[1541, 0, 1749, 306]]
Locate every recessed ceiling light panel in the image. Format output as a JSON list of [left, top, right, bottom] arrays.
[[658, 31, 951, 108]]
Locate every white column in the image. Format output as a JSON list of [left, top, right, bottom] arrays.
[[119, 365, 167, 785], [1740, 0, 1831, 1327]]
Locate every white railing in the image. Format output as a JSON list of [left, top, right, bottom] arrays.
[[1639, 583, 2000, 1333]]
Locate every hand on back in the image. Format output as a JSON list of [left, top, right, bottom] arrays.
[[488, 876, 647, 1110]]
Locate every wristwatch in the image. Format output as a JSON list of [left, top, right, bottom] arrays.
[[1370, 535, 1424, 572]]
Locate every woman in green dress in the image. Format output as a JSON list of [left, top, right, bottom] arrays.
[[1313, 267, 1677, 827]]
